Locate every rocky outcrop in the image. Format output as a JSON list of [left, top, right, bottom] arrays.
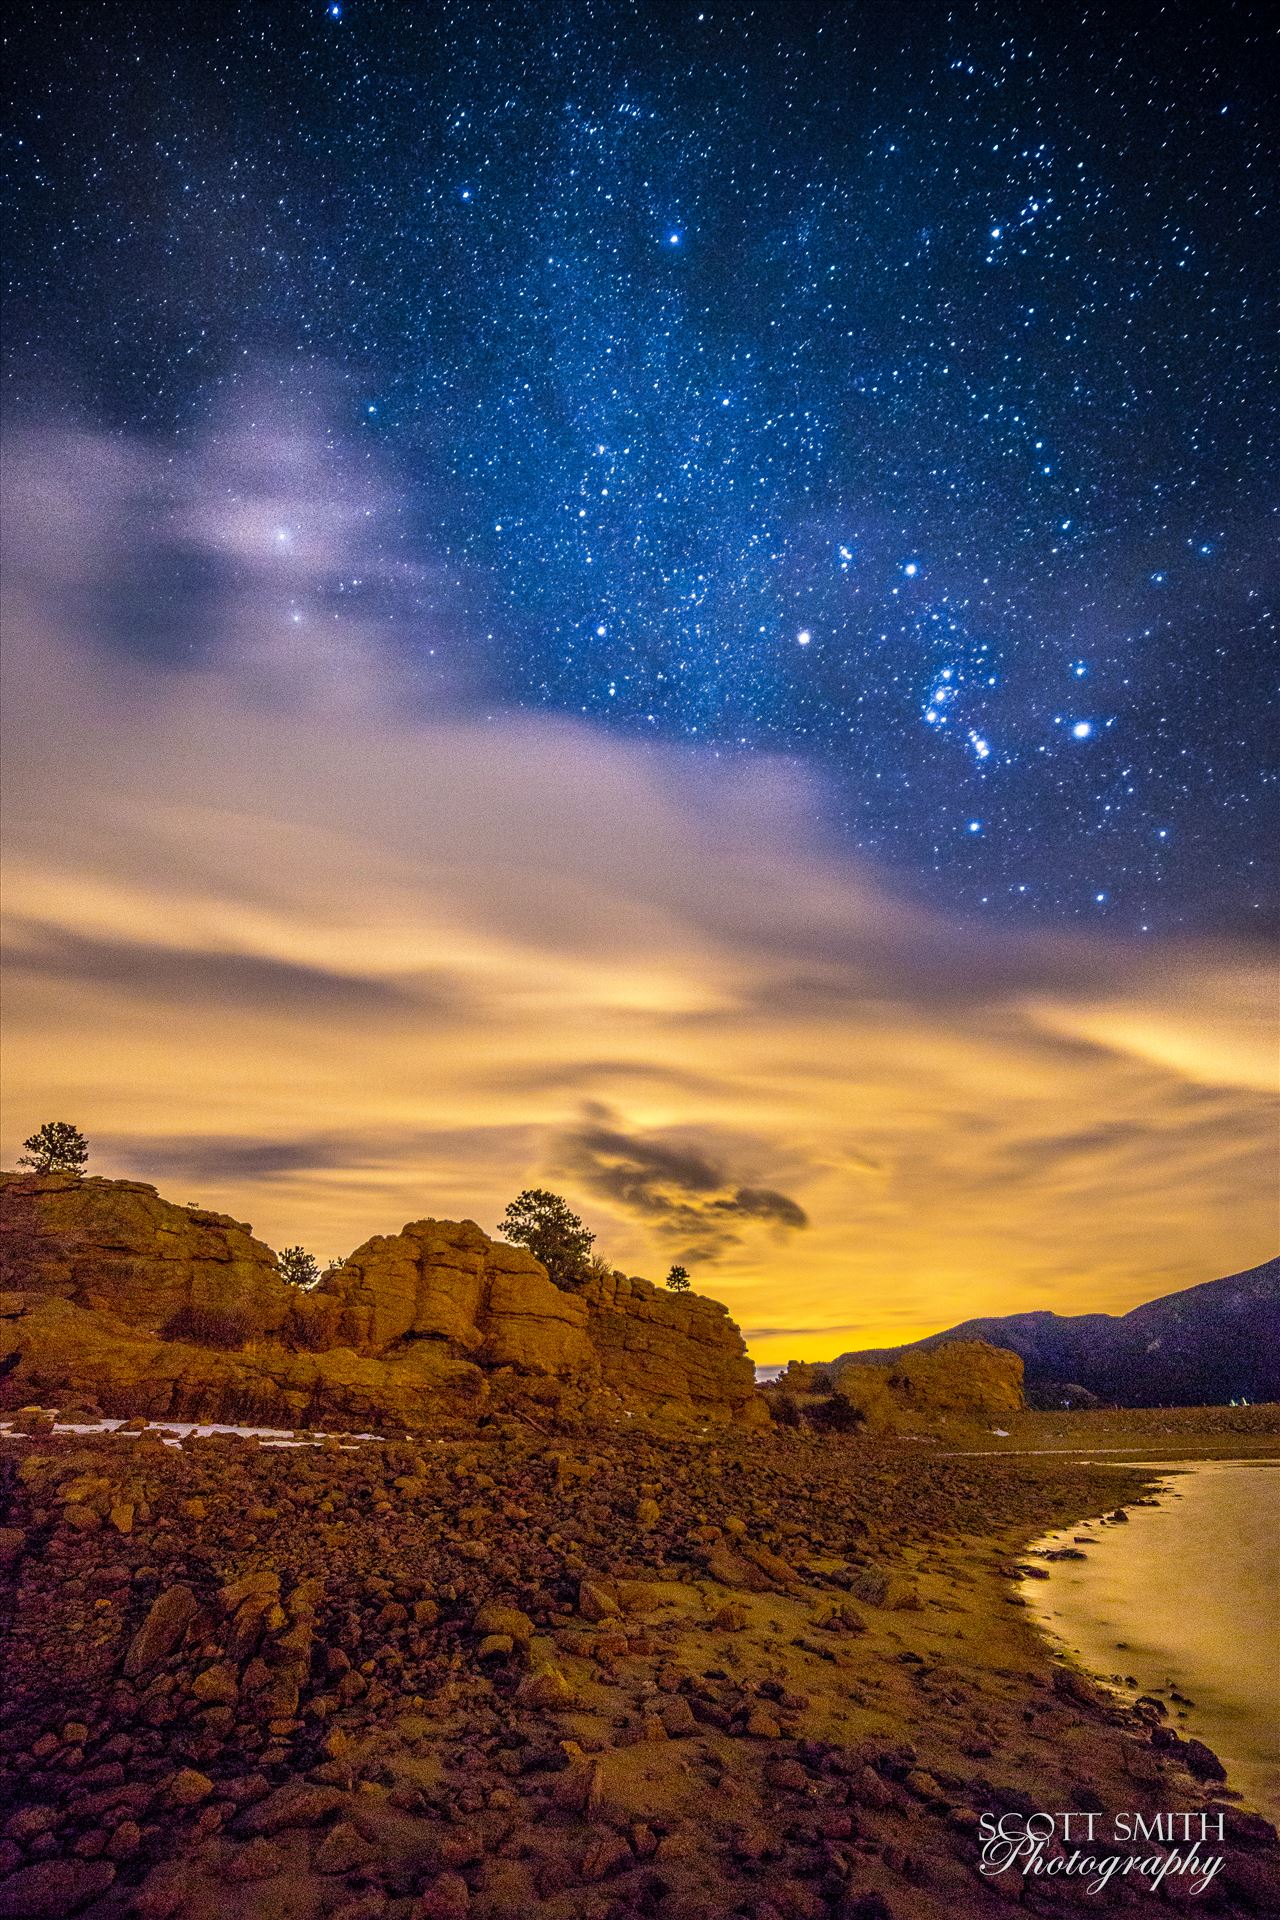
[[804, 1256, 1280, 1409], [313, 1218, 597, 1373], [580, 1265, 758, 1415], [769, 1340, 1024, 1430], [0, 1174, 762, 1430], [0, 1174, 290, 1336], [869, 1342, 1025, 1420]]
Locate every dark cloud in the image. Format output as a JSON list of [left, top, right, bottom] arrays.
[[743, 1323, 870, 1341], [732, 1187, 809, 1229], [101, 1122, 539, 1190], [5, 920, 462, 1019], [559, 1109, 808, 1261], [110, 1136, 354, 1183]]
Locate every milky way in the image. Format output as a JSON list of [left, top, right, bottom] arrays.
[[3, 0, 1275, 930]]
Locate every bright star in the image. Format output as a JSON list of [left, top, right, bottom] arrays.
[[667, 231, 681, 246], [797, 629, 811, 645], [903, 561, 919, 577], [1072, 720, 1092, 739]]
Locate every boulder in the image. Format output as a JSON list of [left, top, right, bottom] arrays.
[[581, 1266, 763, 1423], [0, 1859, 115, 1918], [124, 1585, 198, 1678]]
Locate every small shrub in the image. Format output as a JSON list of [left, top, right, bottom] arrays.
[[770, 1391, 801, 1428], [285, 1298, 331, 1352], [161, 1302, 252, 1350], [811, 1393, 865, 1433], [665, 1264, 692, 1292]]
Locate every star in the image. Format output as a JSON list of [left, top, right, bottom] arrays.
[[1, 0, 1268, 935]]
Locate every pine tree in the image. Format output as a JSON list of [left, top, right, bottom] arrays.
[[278, 1246, 321, 1288], [17, 1121, 88, 1175], [499, 1189, 595, 1289]]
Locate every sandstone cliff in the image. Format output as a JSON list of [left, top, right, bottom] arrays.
[[0, 1173, 763, 1431], [768, 1340, 1024, 1430]]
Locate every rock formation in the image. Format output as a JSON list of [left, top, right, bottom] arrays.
[[0, 1173, 762, 1431], [769, 1340, 1025, 1430]]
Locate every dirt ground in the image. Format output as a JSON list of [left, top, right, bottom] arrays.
[[1, 1407, 1277, 1919]]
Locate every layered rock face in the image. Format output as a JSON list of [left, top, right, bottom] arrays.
[[0, 1174, 290, 1335], [0, 1174, 761, 1430], [770, 1340, 1024, 1430], [868, 1342, 1025, 1420]]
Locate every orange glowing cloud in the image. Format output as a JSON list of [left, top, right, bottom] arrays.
[[2, 409, 1275, 1362]]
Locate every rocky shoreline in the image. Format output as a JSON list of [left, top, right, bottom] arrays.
[[2, 1415, 1278, 1919]]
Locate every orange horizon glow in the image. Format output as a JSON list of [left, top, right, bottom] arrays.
[[3, 424, 1277, 1366]]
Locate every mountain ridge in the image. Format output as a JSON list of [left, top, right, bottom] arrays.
[[799, 1257, 1280, 1407]]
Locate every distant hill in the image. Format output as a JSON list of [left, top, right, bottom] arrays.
[[819, 1257, 1280, 1408]]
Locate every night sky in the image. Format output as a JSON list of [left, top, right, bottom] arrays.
[[2, 3, 1277, 1348], [5, 0, 1275, 933]]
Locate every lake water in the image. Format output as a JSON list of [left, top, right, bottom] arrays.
[[1021, 1459, 1280, 1816]]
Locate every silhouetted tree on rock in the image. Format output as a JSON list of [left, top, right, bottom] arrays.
[[499, 1188, 595, 1290], [665, 1264, 692, 1292], [278, 1246, 321, 1288], [18, 1122, 88, 1175]]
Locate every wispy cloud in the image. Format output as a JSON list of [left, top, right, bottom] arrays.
[[2, 397, 1275, 1358], [5, 920, 458, 1017]]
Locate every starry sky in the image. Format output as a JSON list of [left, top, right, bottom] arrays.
[[1, 0, 1276, 1352]]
